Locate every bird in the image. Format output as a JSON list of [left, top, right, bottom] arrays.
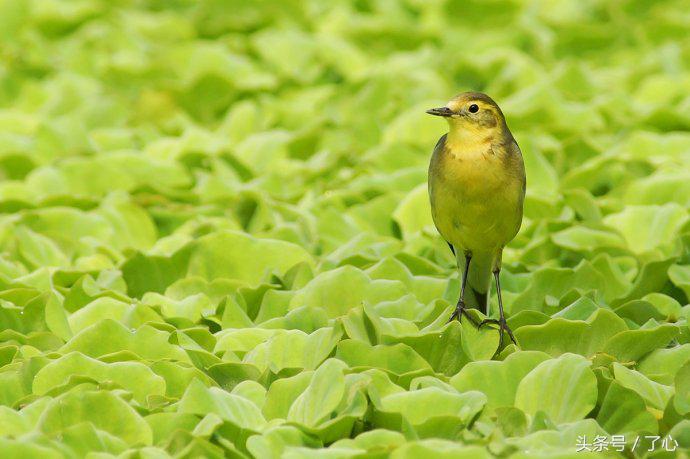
[[426, 91, 525, 350]]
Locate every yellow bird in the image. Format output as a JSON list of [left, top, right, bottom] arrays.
[[427, 92, 525, 348]]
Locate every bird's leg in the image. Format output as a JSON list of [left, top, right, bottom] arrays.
[[479, 269, 517, 349], [448, 252, 479, 326]]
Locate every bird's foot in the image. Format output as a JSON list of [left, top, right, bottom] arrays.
[[479, 316, 517, 352], [448, 300, 479, 326]]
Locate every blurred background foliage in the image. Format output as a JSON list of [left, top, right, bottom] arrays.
[[1, 0, 690, 457]]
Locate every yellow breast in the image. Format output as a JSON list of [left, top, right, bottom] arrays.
[[428, 135, 524, 254]]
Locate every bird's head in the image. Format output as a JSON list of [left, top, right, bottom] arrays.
[[426, 92, 508, 139]]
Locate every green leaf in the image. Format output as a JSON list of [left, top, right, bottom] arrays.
[[121, 248, 193, 299], [514, 308, 627, 357], [515, 353, 597, 424], [145, 412, 199, 446], [263, 372, 313, 421], [44, 292, 72, 341], [244, 326, 342, 373], [510, 261, 607, 314], [150, 360, 215, 399], [376, 387, 486, 438], [188, 230, 313, 285], [612, 362, 674, 410], [602, 204, 688, 256], [68, 297, 134, 333], [142, 292, 211, 323], [669, 419, 690, 450], [392, 184, 434, 239], [336, 339, 432, 377], [214, 328, 281, 356], [674, 362, 690, 415], [551, 225, 625, 253], [450, 351, 550, 412], [287, 359, 347, 427], [388, 320, 499, 376], [290, 266, 407, 319], [669, 264, 690, 301], [232, 380, 266, 410], [20, 207, 112, 257], [54, 421, 129, 456], [33, 352, 165, 404], [331, 429, 405, 454], [247, 425, 321, 458], [178, 379, 266, 431], [60, 320, 190, 362], [390, 441, 491, 459], [0, 0, 30, 42], [596, 381, 658, 435], [15, 226, 69, 269], [96, 194, 157, 251], [611, 257, 678, 307], [624, 171, 690, 206], [506, 419, 608, 457], [35, 153, 191, 197], [0, 439, 62, 459], [638, 344, 690, 385], [38, 389, 153, 445], [0, 405, 31, 437], [602, 323, 679, 363]]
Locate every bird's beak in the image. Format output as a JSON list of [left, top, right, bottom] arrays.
[[425, 107, 454, 117]]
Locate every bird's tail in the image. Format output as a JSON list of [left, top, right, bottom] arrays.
[[458, 251, 492, 316]]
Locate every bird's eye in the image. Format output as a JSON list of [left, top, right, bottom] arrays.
[[468, 104, 479, 113]]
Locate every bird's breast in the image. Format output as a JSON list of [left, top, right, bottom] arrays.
[[429, 145, 523, 251], [438, 147, 507, 198]]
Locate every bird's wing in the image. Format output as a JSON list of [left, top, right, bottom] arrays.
[[511, 140, 526, 194], [429, 134, 456, 255], [431, 133, 447, 161]]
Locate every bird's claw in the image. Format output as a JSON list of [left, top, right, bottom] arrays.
[[448, 300, 479, 327], [479, 317, 517, 350]]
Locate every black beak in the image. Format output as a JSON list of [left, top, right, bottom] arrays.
[[426, 107, 454, 117]]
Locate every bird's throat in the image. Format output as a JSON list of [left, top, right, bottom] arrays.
[[446, 125, 493, 154]]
